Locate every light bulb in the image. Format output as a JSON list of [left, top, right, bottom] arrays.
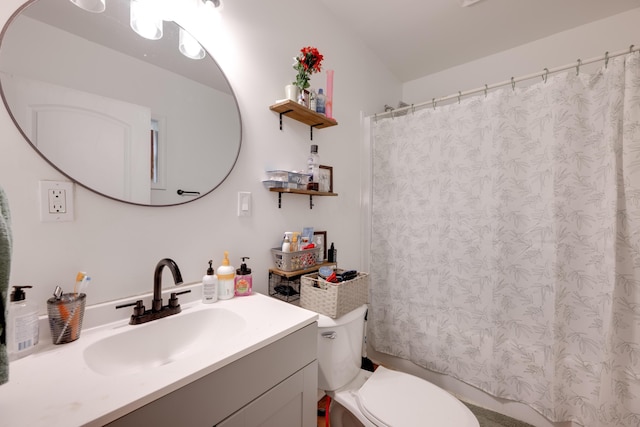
[[130, 0, 163, 40], [69, 0, 106, 13], [179, 28, 206, 60]]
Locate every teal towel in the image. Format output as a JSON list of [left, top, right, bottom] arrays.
[[0, 186, 12, 385]]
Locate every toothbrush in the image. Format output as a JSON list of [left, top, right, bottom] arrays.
[[78, 275, 91, 295], [71, 275, 91, 338], [73, 271, 87, 295]]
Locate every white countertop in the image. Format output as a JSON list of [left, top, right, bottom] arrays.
[[0, 288, 318, 427]]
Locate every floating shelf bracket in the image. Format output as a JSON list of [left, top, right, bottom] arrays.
[[270, 188, 337, 209], [278, 110, 293, 130], [276, 192, 314, 209], [310, 123, 322, 141]]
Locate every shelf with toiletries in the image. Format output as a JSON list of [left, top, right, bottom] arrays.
[[269, 100, 337, 140], [269, 262, 336, 304], [269, 187, 337, 209]]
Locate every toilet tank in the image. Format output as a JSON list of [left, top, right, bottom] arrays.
[[316, 304, 368, 391]]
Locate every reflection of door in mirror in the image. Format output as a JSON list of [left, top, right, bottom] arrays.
[[3, 74, 152, 204]]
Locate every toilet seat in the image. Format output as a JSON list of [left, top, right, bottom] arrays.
[[354, 366, 479, 427]]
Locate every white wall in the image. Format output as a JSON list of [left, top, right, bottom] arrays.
[[0, 0, 400, 310], [402, 8, 640, 107], [367, 8, 640, 427]]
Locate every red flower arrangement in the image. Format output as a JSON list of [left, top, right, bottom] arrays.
[[293, 46, 324, 90]]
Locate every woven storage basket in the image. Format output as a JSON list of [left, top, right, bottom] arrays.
[[271, 247, 321, 272], [300, 271, 369, 318]]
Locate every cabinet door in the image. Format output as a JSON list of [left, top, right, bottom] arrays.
[[218, 361, 317, 427]]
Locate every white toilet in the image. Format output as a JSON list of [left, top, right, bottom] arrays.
[[317, 304, 479, 427]]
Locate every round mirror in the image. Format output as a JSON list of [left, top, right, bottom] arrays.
[[0, 0, 241, 206]]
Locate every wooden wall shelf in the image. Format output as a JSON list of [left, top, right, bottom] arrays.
[[269, 100, 337, 140], [269, 188, 337, 209]]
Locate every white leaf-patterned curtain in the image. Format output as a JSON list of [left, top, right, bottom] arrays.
[[369, 53, 640, 426]]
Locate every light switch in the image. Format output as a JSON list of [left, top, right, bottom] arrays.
[[237, 192, 251, 217]]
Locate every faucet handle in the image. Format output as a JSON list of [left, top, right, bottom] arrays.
[[169, 290, 191, 308], [115, 299, 146, 316]]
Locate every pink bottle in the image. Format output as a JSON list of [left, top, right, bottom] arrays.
[[326, 69, 334, 118], [234, 257, 253, 296]]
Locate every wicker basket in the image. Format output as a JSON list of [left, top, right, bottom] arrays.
[[300, 271, 369, 318], [271, 247, 321, 272]]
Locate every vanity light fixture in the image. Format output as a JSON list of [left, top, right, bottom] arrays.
[[69, 0, 106, 13], [178, 28, 206, 60], [130, 0, 163, 40]]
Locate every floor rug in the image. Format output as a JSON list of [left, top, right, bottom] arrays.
[[463, 401, 537, 427]]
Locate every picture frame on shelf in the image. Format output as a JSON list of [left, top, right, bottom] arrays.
[[318, 165, 333, 193], [314, 231, 327, 261]]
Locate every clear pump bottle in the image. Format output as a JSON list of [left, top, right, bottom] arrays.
[[7, 285, 39, 361]]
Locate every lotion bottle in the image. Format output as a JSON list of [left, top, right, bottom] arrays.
[[202, 260, 218, 304], [7, 285, 39, 361], [282, 233, 291, 252], [217, 251, 235, 300], [234, 257, 252, 297]]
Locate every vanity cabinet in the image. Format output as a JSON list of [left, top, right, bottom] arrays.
[[106, 323, 318, 427]]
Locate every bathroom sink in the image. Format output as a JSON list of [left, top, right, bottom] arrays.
[[84, 307, 246, 376]]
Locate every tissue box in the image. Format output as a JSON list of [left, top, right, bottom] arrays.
[[265, 170, 309, 185], [262, 180, 306, 190]]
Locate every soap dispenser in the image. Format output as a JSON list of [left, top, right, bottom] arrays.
[[7, 285, 39, 361], [217, 251, 235, 300], [234, 257, 252, 297], [202, 260, 218, 304]]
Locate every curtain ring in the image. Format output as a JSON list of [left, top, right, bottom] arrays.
[[576, 59, 581, 76], [631, 44, 635, 53], [542, 68, 549, 83], [458, 91, 462, 104], [484, 84, 488, 98], [411, 104, 415, 114], [511, 77, 515, 91], [432, 98, 436, 110], [391, 110, 395, 119], [604, 51, 609, 69], [374, 113, 378, 123]]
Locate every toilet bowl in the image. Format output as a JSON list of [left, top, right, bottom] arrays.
[[317, 305, 479, 427]]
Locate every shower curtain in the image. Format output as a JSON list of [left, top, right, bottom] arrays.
[[369, 53, 640, 426]]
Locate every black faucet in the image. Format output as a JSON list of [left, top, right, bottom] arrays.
[[153, 258, 183, 311], [116, 258, 190, 325]]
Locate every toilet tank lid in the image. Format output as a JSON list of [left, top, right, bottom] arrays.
[[316, 304, 368, 328]]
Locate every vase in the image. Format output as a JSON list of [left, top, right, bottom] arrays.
[[285, 84, 299, 102]]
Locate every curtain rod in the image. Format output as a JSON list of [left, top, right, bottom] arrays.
[[373, 44, 639, 120]]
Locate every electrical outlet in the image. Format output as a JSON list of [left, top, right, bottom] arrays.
[[40, 180, 74, 222], [48, 189, 66, 213]]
